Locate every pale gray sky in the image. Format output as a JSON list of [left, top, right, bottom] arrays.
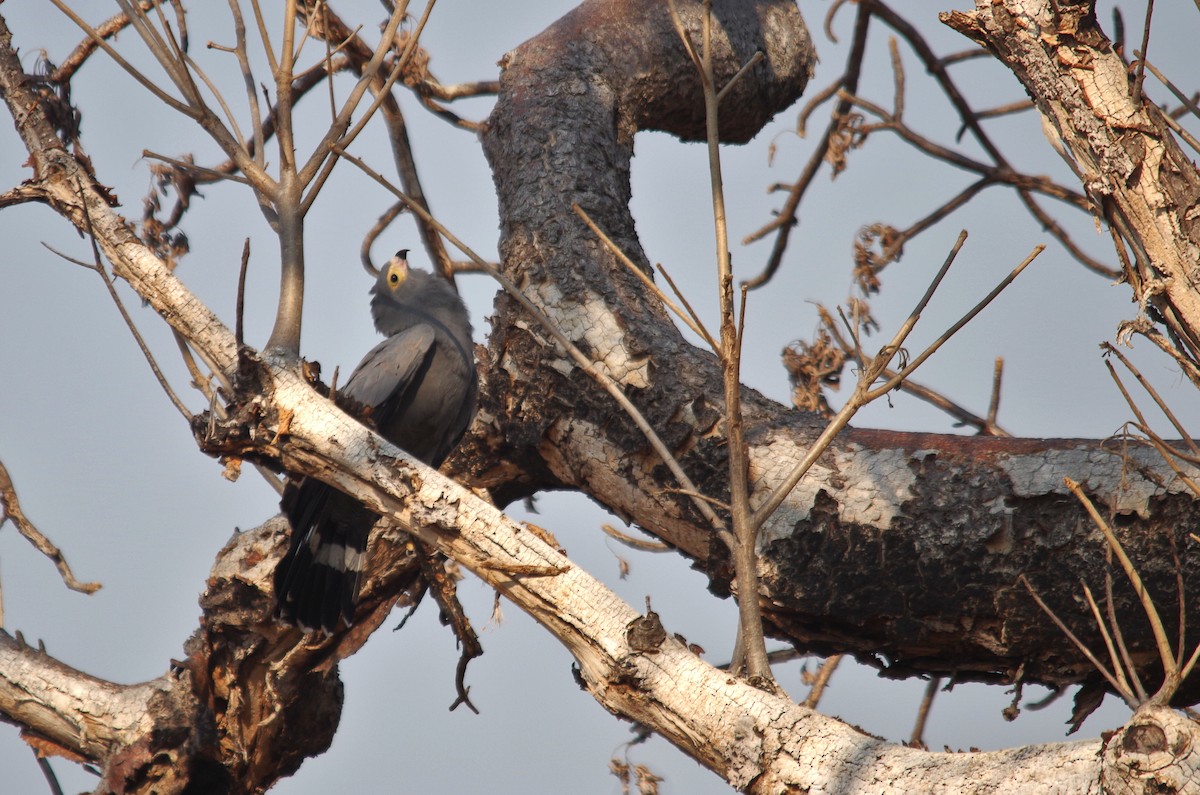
[[1, 2, 1197, 793]]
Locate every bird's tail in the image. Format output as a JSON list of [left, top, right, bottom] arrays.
[[274, 478, 374, 632]]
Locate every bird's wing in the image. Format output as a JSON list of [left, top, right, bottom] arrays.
[[340, 325, 436, 416]]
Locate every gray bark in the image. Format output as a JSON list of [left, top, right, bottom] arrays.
[[472, 0, 1200, 702], [2, 1, 1200, 792]]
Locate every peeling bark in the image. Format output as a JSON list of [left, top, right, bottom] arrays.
[[473, 0, 1200, 699], [4, 1, 1200, 792], [943, 0, 1200, 367]]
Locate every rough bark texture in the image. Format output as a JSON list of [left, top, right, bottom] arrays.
[[4, 1, 1200, 793], [943, 0, 1200, 364], [472, 0, 1200, 701]]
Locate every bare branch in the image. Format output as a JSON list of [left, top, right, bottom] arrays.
[[802, 654, 842, 709], [332, 146, 732, 547], [0, 461, 101, 595], [574, 204, 718, 351], [910, 677, 940, 748]]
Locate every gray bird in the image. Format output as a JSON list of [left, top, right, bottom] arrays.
[[274, 250, 477, 632]]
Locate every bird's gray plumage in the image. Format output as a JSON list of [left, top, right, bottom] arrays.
[[274, 251, 477, 632]]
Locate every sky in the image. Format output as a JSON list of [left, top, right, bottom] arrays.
[[1, 1, 1198, 793]]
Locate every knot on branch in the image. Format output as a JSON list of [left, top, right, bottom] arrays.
[[626, 607, 667, 654], [1102, 706, 1200, 794], [190, 347, 284, 471]]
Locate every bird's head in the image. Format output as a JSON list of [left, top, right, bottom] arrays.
[[370, 249, 422, 335], [369, 249, 467, 338], [372, 249, 414, 299]]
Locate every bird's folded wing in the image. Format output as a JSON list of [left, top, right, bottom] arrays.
[[340, 325, 436, 413]]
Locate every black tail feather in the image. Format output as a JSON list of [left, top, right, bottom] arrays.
[[274, 478, 374, 633]]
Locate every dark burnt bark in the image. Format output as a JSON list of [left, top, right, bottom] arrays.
[[472, 0, 1200, 700], [5, 1, 1200, 791]]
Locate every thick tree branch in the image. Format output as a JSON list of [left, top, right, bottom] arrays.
[[473, 0, 1200, 702], [5, 2, 1200, 791], [943, 1, 1200, 377], [0, 632, 174, 763]]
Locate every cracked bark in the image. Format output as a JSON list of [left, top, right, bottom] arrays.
[[471, 0, 1200, 702], [4, 0, 1200, 792]]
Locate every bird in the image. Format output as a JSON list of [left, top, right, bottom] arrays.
[[274, 250, 477, 632]]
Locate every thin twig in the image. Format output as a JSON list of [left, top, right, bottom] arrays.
[[1020, 574, 1137, 708], [1133, 429, 1200, 498], [817, 306, 1008, 435], [803, 654, 842, 709], [1141, 59, 1200, 122], [867, 244, 1043, 399], [415, 78, 499, 102], [1130, 0, 1155, 105], [1106, 570, 1148, 703], [910, 676, 940, 748], [1065, 477, 1177, 702], [659, 487, 730, 512], [332, 146, 731, 547], [888, 36, 904, 119], [361, 201, 406, 276], [823, 0, 851, 43], [967, 99, 1033, 127], [35, 753, 65, 795], [716, 50, 764, 104], [236, 237, 250, 347], [574, 205, 718, 351], [0, 460, 101, 595], [248, 0, 279, 73], [839, 90, 1087, 210], [863, 178, 992, 269], [1153, 102, 1200, 159], [226, 0, 266, 170], [1169, 537, 1186, 670], [1102, 342, 1199, 456], [44, 179, 195, 423], [1080, 579, 1134, 700], [142, 149, 251, 186], [664, 0, 705, 80], [601, 524, 670, 553], [987, 357, 1004, 429], [655, 263, 713, 351]]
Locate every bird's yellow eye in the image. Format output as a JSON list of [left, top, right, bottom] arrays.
[[386, 261, 407, 289]]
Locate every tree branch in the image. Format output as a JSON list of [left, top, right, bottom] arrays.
[[6, 2, 1200, 791], [473, 0, 1200, 702], [942, 0, 1200, 377]]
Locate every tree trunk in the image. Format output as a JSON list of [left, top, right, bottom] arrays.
[[472, 0, 1200, 701], [2, 1, 1200, 792]]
